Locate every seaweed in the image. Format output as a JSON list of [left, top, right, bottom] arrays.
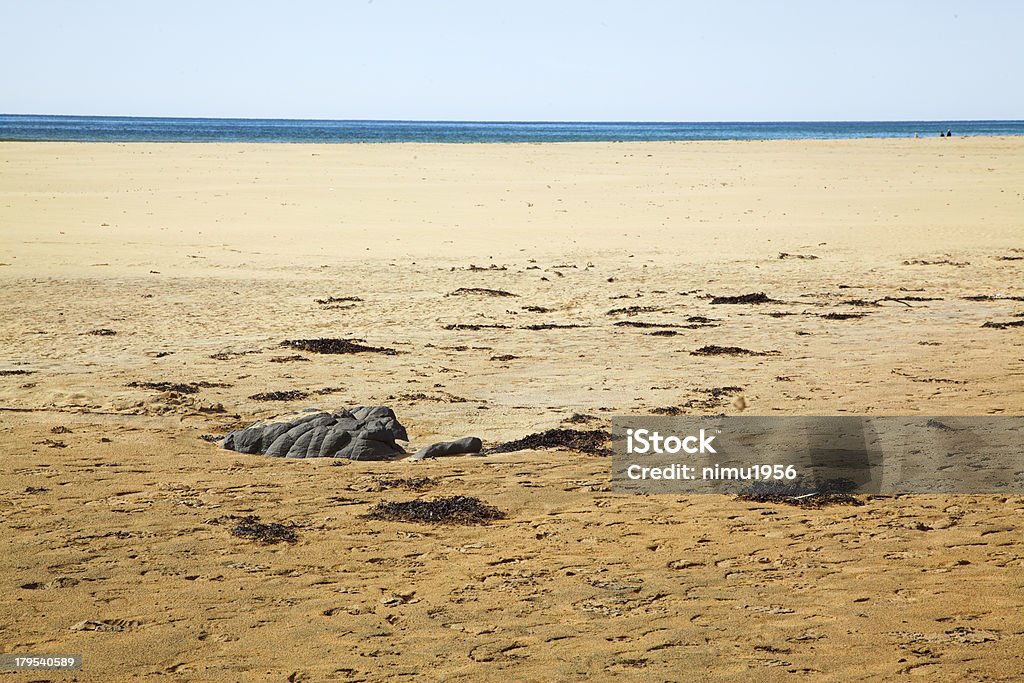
[[981, 320, 1024, 329], [690, 345, 776, 357], [374, 477, 438, 492], [315, 296, 363, 304], [485, 428, 611, 456], [447, 288, 518, 297], [268, 355, 311, 363], [281, 338, 398, 355], [490, 354, 519, 361], [442, 323, 510, 331], [778, 252, 819, 260], [821, 312, 868, 320], [249, 390, 308, 401], [361, 496, 506, 526], [127, 380, 231, 394], [0, 369, 34, 376], [607, 305, 659, 316], [227, 515, 299, 544], [963, 295, 1024, 302], [710, 292, 779, 305], [736, 480, 864, 508], [521, 323, 586, 330], [88, 328, 117, 336], [522, 305, 552, 313]]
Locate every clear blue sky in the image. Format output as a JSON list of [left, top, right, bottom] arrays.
[[2, 0, 1021, 121]]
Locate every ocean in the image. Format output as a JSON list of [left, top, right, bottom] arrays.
[[2, 115, 1022, 143]]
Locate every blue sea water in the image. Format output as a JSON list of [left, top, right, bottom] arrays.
[[2, 115, 1023, 143]]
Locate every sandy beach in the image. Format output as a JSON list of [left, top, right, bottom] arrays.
[[2, 138, 1023, 681]]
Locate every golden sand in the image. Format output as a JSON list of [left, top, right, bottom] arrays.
[[1, 138, 1022, 680]]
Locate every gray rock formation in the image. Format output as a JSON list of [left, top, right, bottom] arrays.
[[411, 436, 483, 461], [221, 406, 408, 460]]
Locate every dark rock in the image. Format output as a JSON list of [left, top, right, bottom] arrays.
[[410, 436, 483, 461], [221, 406, 408, 460]]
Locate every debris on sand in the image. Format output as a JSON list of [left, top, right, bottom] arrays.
[[87, 328, 117, 336], [315, 296, 363, 304], [127, 380, 230, 394], [464, 264, 507, 272], [442, 323, 511, 331], [222, 406, 408, 460], [821, 312, 868, 320], [374, 477, 438, 491], [447, 287, 518, 297], [710, 292, 780, 305], [281, 338, 398, 355], [778, 252, 819, 260], [903, 259, 969, 267], [209, 349, 261, 361], [963, 295, 1024, 302], [648, 330, 678, 336], [607, 305, 659, 316], [50, 426, 73, 434], [522, 305, 552, 313], [199, 433, 224, 442], [651, 406, 684, 416], [225, 515, 299, 544], [690, 345, 777, 357], [249, 390, 309, 401], [269, 355, 311, 363], [564, 413, 600, 424], [521, 323, 587, 330], [361, 496, 506, 526], [926, 419, 957, 432], [484, 428, 611, 456], [35, 439, 67, 449], [615, 321, 680, 328], [490, 354, 519, 361], [736, 480, 864, 508], [981, 319, 1024, 329], [0, 369, 34, 376]]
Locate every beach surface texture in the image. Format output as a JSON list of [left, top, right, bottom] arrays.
[[2, 138, 1023, 680]]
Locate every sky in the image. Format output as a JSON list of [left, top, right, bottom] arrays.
[[1, 0, 1021, 121]]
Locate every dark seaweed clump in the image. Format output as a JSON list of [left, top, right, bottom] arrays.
[[361, 496, 506, 526], [447, 287, 518, 297], [88, 328, 117, 336], [228, 515, 298, 544], [281, 338, 397, 355], [821, 312, 868, 320], [0, 369, 34, 376], [736, 480, 864, 508], [127, 380, 230, 394], [981, 320, 1024, 329], [374, 477, 438, 492], [315, 296, 363, 304], [521, 323, 586, 330], [691, 345, 774, 357], [710, 292, 779, 305], [250, 390, 308, 401], [485, 428, 611, 455]]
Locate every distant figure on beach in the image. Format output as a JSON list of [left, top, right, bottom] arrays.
[[946, 129, 952, 137]]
